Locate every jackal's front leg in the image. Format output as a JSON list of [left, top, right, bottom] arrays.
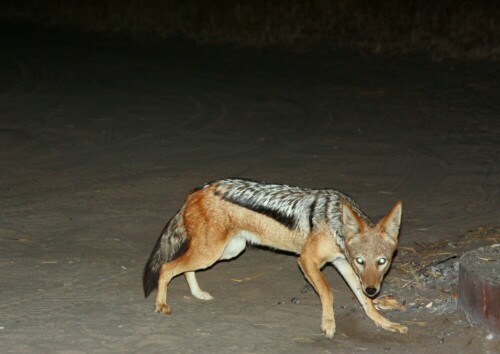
[[298, 256, 335, 338], [333, 258, 408, 334]]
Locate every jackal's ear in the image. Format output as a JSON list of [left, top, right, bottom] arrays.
[[342, 202, 365, 239], [378, 201, 402, 242]]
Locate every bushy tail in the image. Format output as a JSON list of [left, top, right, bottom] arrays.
[[142, 211, 188, 298]]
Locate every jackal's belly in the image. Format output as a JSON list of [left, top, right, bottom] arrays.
[[225, 222, 305, 255]]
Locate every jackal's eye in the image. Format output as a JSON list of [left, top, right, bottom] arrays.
[[377, 257, 387, 265], [355, 257, 364, 265]]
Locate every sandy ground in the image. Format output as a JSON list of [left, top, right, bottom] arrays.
[[0, 24, 499, 353]]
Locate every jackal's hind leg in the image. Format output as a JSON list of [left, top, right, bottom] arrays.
[[155, 245, 223, 315], [185, 271, 213, 300]]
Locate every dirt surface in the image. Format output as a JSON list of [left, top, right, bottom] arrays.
[[0, 25, 499, 353]]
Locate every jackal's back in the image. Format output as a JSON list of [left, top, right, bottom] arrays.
[[206, 178, 362, 235]]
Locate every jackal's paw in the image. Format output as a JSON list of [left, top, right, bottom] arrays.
[[321, 319, 336, 339], [155, 303, 171, 315], [382, 321, 408, 334], [192, 290, 213, 301]]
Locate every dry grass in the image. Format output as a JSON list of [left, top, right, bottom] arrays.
[[0, 0, 499, 59], [379, 226, 499, 312], [391, 226, 499, 290]]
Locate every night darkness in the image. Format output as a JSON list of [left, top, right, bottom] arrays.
[[1, 0, 499, 58]]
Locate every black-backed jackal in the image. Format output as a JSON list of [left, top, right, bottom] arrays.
[[143, 178, 407, 338]]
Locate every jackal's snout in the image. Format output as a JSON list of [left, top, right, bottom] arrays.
[[364, 286, 379, 297]]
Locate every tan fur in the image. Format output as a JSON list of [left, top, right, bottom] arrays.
[[152, 185, 407, 338]]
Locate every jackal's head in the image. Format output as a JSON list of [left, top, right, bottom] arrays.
[[342, 201, 402, 298]]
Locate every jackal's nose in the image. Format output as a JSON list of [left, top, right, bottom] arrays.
[[365, 286, 378, 296]]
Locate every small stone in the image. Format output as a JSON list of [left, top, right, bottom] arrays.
[[300, 284, 313, 294], [291, 297, 300, 304]]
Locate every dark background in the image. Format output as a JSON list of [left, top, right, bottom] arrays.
[[1, 0, 499, 59]]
